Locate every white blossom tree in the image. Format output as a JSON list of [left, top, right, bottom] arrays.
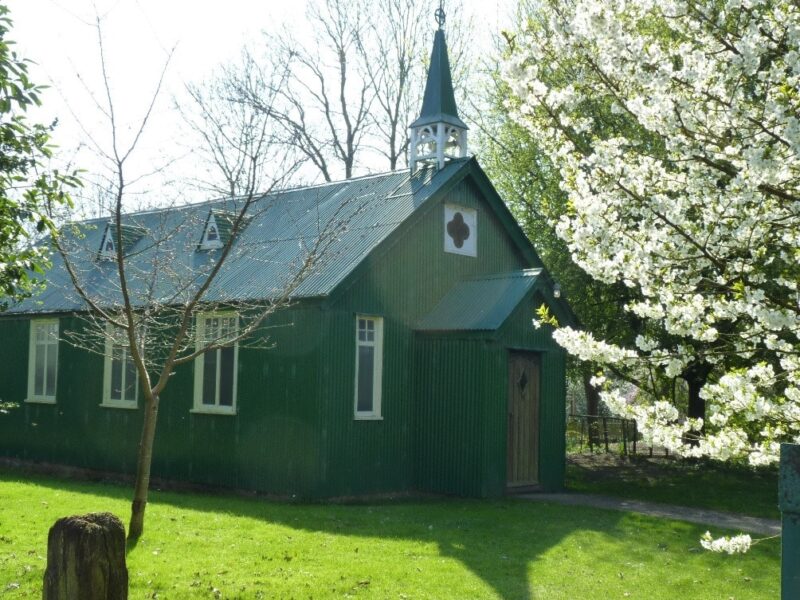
[[504, 0, 800, 467]]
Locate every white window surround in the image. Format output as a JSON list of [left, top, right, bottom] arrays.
[[26, 319, 59, 404], [99, 226, 116, 260], [444, 203, 477, 257], [354, 315, 383, 420], [192, 312, 239, 415], [101, 324, 139, 409], [199, 214, 224, 250]]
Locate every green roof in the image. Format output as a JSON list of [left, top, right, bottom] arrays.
[[8, 161, 469, 315], [409, 28, 467, 130], [416, 269, 543, 331]]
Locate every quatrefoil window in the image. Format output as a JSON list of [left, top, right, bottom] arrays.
[[443, 204, 476, 256], [446, 212, 470, 248]]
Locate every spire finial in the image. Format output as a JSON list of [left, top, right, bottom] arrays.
[[434, 1, 445, 29]]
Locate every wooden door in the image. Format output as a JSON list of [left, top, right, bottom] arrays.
[[507, 351, 540, 488]]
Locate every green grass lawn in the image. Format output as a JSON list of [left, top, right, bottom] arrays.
[[0, 469, 779, 599], [567, 454, 780, 520]]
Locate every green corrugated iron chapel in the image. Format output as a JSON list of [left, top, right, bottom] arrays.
[[0, 16, 573, 498]]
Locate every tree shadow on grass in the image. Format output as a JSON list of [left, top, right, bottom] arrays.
[[1, 468, 601, 598], [1, 470, 780, 599]]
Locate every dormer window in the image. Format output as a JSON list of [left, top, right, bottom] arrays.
[[199, 214, 224, 250], [99, 226, 116, 260], [198, 210, 250, 252], [97, 222, 146, 262]]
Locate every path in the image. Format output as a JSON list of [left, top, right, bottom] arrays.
[[519, 492, 781, 536]]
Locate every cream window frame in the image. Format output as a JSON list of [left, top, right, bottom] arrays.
[[100, 323, 139, 409], [353, 315, 383, 420], [191, 312, 239, 415], [26, 319, 59, 404]]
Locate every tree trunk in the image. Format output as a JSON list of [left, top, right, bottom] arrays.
[[128, 392, 160, 541], [583, 370, 601, 447], [687, 377, 705, 423], [583, 370, 600, 416], [43, 513, 128, 600], [683, 362, 711, 422], [683, 362, 711, 445]]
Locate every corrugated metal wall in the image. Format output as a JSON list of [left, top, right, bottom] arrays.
[[0, 304, 327, 496], [0, 175, 566, 497], [414, 337, 501, 496], [320, 177, 531, 496], [413, 289, 567, 497]]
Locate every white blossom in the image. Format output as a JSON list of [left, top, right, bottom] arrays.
[[700, 531, 753, 554], [505, 0, 800, 467]]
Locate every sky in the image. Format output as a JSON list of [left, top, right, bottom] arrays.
[[6, 0, 514, 209]]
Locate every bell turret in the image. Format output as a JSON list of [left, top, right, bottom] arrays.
[[409, 5, 468, 172]]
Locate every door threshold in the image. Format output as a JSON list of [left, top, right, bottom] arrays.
[[506, 484, 542, 495]]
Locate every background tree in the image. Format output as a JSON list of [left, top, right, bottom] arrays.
[[504, 0, 800, 464], [0, 3, 79, 306], [226, 0, 474, 182]]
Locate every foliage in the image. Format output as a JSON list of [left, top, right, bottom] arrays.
[[0, 470, 780, 599], [0, 4, 78, 305], [504, 0, 800, 465], [480, 46, 652, 418]]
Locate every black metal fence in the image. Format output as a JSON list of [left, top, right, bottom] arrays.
[[567, 414, 670, 456]]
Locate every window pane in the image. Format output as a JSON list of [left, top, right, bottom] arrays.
[[205, 318, 218, 344], [45, 341, 57, 397], [202, 350, 217, 405], [358, 319, 367, 341], [111, 347, 123, 400], [357, 345, 374, 412], [124, 350, 137, 402], [34, 343, 45, 396], [219, 346, 234, 407]]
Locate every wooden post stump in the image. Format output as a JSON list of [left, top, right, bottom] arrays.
[[43, 512, 128, 600], [780, 443, 800, 600]]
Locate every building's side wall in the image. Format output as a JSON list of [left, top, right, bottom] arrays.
[[319, 177, 530, 496], [0, 315, 142, 472], [413, 291, 567, 497], [0, 303, 326, 496]]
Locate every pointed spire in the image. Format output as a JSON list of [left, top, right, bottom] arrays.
[[409, 15, 467, 130], [408, 3, 469, 172]]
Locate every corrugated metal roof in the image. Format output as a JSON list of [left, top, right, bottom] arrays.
[[415, 269, 543, 332], [8, 161, 466, 314]]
